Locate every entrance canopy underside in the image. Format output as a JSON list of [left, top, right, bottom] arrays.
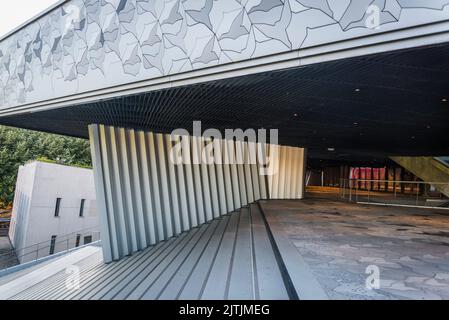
[[1, 43, 449, 161]]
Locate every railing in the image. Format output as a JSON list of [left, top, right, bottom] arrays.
[[434, 157, 449, 167], [339, 179, 449, 209], [0, 218, 10, 236], [0, 227, 100, 272]]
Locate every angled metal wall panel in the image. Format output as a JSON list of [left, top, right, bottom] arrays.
[[146, 132, 165, 242], [89, 124, 305, 262], [191, 136, 206, 226], [267, 145, 307, 200], [174, 136, 191, 231], [135, 131, 157, 245], [222, 139, 234, 212], [165, 135, 182, 235]]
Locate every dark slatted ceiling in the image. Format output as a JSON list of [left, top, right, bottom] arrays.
[[1, 43, 449, 161]]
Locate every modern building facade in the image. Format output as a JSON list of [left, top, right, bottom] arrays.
[[0, 0, 449, 267], [9, 161, 98, 263]]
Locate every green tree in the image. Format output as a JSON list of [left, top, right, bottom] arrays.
[[0, 125, 91, 207]]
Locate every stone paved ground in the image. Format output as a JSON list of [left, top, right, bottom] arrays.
[[262, 197, 449, 300]]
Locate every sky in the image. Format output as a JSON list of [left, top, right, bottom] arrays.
[[0, 0, 60, 38]]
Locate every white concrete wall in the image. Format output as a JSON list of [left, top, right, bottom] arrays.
[[8, 162, 37, 261], [9, 161, 99, 264], [89, 124, 306, 262]]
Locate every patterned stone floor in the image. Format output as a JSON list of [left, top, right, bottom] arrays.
[[260, 197, 449, 300]]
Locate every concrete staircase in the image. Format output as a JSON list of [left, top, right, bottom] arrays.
[[390, 157, 449, 197]]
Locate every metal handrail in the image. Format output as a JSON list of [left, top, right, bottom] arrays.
[[0, 231, 101, 271], [433, 157, 449, 167], [342, 178, 448, 184], [0, 225, 100, 258], [339, 178, 449, 210]]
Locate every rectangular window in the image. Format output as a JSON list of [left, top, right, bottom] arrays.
[[75, 234, 81, 247], [49, 235, 57, 255], [84, 235, 92, 245], [54, 198, 61, 217], [79, 199, 85, 217]]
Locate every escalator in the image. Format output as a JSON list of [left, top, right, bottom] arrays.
[[390, 156, 449, 198]]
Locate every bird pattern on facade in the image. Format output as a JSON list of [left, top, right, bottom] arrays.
[[0, 0, 448, 108]]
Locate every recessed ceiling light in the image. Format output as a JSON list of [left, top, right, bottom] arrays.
[[327, 147, 335, 152], [353, 122, 358, 125], [355, 88, 360, 92], [442, 98, 447, 102], [293, 113, 298, 117]]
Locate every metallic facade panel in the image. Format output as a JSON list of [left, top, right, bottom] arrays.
[[127, 129, 148, 249], [146, 132, 165, 242], [267, 145, 306, 200], [174, 136, 191, 231], [164, 135, 182, 235], [88, 126, 113, 263], [107, 126, 130, 256], [136, 131, 157, 245], [1, 0, 448, 111], [155, 133, 174, 239], [182, 137, 198, 227], [191, 136, 206, 226], [118, 128, 139, 253]]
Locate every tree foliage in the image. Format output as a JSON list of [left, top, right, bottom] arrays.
[[0, 125, 91, 207]]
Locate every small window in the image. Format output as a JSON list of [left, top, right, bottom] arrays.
[[75, 234, 81, 247], [54, 198, 61, 217], [79, 199, 85, 217], [84, 235, 92, 245], [49, 235, 57, 255]]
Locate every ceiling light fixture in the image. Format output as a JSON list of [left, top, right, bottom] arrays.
[[355, 88, 360, 92], [327, 147, 335, 152], [442, 98, 447, 102]]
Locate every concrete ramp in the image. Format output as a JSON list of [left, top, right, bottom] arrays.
[[0, 207, 295, 300], [0, 246, 101, 299], [390, 157, 449, 197]]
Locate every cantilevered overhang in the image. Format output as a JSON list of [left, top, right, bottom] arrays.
[[1, 42, 449, 161], [1, 1, 449, 160], [2, 0, 449, 112]]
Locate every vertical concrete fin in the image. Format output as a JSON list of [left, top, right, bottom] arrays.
[[89, 125, 306, 261], [88, 124, 113, 262]]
